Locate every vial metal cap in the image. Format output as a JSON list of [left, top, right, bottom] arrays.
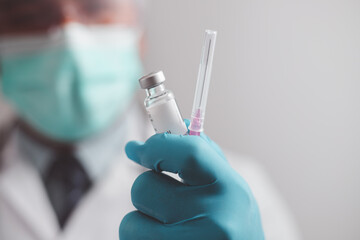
[[139, 71, 165, 89]]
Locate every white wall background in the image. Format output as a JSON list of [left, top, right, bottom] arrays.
[[142, 1, 360, 239]]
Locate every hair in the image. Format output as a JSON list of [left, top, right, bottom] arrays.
[[0, 0, 146, 35]]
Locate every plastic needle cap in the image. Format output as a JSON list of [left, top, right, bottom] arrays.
[[189, 30, 217, 136]]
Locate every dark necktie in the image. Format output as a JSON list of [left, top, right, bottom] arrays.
[[44, 151, 92, 229]]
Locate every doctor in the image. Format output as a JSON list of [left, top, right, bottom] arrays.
[[0, 0, 301, 239]]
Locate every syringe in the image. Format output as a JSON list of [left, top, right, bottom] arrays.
[[189, 30, 217, 136]]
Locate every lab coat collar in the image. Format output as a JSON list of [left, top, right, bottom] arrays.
[[75, 108, 134, 181], [0, 101, 152, 239], [0, 130, 59, 239], [17, 106, 134, 182]]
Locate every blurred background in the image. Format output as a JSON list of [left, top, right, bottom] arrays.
[[0, 0, 359, 239]]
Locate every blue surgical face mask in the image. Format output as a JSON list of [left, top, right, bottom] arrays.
[[0, 23, 143, 141]]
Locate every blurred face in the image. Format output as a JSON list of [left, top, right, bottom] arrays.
[[0, 0, 145, 141], [0, 0, 139, 35]]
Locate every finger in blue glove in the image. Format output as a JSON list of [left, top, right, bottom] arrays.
[[120, 132, 265, 240]]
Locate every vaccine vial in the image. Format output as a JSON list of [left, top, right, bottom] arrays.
[[139, 71, 187, 135]]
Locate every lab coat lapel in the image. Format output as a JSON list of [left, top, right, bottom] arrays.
[[60, 152, 143, 240], [60, 104, 150, 240], [0, 132, 59, 240], [0, 103, 152, 240]]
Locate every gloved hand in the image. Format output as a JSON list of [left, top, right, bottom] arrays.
[[120, 127, 265, 240]]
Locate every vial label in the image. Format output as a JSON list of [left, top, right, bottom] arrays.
[[146, 99, 187, 135]]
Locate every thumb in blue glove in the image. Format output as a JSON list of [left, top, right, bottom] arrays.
[[120, 131, 265, 240]]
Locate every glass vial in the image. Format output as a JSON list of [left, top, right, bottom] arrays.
[[139, 71, 187, 135]]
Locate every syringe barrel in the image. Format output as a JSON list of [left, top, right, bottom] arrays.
[[191, 30, 217, 120]]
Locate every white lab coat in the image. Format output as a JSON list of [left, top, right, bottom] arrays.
[[0, 105, 301, 240]]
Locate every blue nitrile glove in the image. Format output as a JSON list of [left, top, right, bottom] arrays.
[[120, 125, 265, 239]]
